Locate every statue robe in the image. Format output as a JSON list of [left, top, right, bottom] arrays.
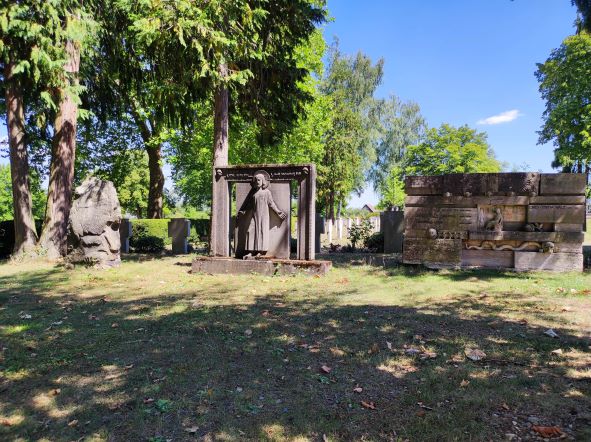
[[243, 188, 281, 252]]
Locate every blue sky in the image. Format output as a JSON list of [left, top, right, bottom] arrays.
[[324, 0, 579, 206], [0, 1, 580, 207]]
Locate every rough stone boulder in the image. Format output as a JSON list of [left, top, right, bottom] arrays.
[[68, 177, 121, 267]]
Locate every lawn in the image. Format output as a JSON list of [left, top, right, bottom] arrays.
[[1, 255, 590, 441]]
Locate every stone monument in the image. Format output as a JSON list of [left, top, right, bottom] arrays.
[[192, 164, 330, 275], [67, 177, 122, 268], [168, 218, 191, 254], [402, 173, 586, 272]]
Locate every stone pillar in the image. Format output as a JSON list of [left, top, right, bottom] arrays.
[[296, 165, 316, 260], [327, 219, 333, 243], [381, 211, 404, 253], [120, 218, 132, 253], [210, 172, 230, 256], [355, 217, 360, 226], [169, 218, 191, 254], [315, 214, 325, 253], [336, 218, 342, 239]]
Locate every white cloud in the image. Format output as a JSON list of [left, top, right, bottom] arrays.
[[477, 109, 522, 125]]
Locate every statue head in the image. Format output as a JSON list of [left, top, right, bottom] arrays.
[[252, 170, 270, 189]]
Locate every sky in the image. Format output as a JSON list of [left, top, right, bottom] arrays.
[[0, 1, 580, 207], [324, 0, 579, 206]]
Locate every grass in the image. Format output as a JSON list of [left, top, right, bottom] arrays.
[[0, 255, 590, 441]]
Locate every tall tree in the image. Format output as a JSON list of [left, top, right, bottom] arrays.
[[573, 0, 591, 32], [0, 2, 62, 254], [536, 32, 591, 178], [402, 123, 501, 176], [318, 45, 384, 220]]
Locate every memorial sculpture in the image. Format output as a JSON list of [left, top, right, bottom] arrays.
[[192, 164, 330, 275], [403, 173, 586, 271], [67, 177, 122, 268]]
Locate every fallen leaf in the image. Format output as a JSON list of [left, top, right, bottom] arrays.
[[353, 387, 363, 393], [360, 401, 376, 410], [67, 419, 78, 427], [124, 364, 134, 370], [544, 329, 559, 338], [184, 426, 199, 434], [420, 351, 438, 360], [369, 343, 380, 354], [1, 419, 12, 426], [532, 426, 563, 438], [460, 379, 470, 387], [143, 398, 154, 404], [261, 310, 270, 317], [244, 329, 253, 336], [405, 347, 421, 355], [51, 388, 61, 396], [386, 341, 393, 350], [416, 409, 426, 417], [551, 349, 563, 355], [518, 318, 528, 325], [322, 434, 329, 442], [111, 323, 119, 328], [500, 402, 510, 411], [465, 348, 486, 361], [320, 365, 332, 374]]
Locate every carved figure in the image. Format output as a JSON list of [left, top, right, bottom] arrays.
[[427, 228, 438, 239], [524, 222, 543, 232], [484, 208, 503, 231], [466, 241, 541, 251], [542, 241, 555, 253], [238, 171, 286, 258]]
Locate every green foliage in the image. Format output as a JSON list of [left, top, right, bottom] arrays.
[[347, 219, 373, 251], [403, 124, 501, 176], [317, 43, 384, 218], [364, 231, 384, 253], [377, 166, 406, 210], [536, 32, 591, 171], [574, 0, 591, 33], [129, 219, 169, 252], [0, 164, 45, 221]]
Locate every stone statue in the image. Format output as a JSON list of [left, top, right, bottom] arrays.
[[67, 177, 121, 267], [484, 207, 503, 232], [237, 171, 286, 258]]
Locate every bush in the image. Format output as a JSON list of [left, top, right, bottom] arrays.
[[365, 231, 384, 253], [347, 219, 373, 250], [189, 218, 210, 243], [130, 219, 169, 252]]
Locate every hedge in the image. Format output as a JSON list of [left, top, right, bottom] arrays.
[[129, 218, 210, 253]]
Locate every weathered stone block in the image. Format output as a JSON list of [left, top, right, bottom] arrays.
[[405, 207, 477, 231], [120, 218, 132, 253], [540, 173, 586, 195], [461, 250, 514, 268], [403, 238, 461, 267], [381, 211, 404, 253], [405, 176, 443, 195], [168, 218, 191, 254], [514, 252, 583, 272], [527, 205, 586, 224]]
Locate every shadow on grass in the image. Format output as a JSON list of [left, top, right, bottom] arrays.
[[0, 268, 590, 441]]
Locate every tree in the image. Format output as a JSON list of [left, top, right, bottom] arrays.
[[0, 2, 63, 254], [370, 95, 425, 207], [0, 164, 46, 222], [317, 45, 384, 220], [536, 32, 591, 177], [574, 0, 591, 32], [402, 124, 501, 176]]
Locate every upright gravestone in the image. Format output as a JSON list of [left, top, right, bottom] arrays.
[[168, 218, 191, 254], [120, 218, 132, 253], [315, 214, 325, 253], [381, 210, 404, 253], [67, 177, 121, 268]]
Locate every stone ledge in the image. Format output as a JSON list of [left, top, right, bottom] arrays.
[[191, 256, 331, 276]]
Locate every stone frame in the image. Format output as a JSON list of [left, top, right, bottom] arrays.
[[210, 164, 316, 260]]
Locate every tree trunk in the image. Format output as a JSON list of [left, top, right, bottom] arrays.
[[147, 144, 164, 218], [327, 190, 335, 221], [5, 62, 37, 255], [39, 40, 80, 258], [209, 64, 229, 254]]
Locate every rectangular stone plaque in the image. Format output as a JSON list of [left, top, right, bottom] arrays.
[[527, 205, 586, 224], [403, 238, 462, 267], [540, 173, 586, 195], [405, 176, 443, 195], [514, 252, 583, 272], [461, 250, 514, 268], [405, 207, 477, 231]]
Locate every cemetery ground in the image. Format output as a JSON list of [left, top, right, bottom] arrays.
[[0, 257, 590, 442]]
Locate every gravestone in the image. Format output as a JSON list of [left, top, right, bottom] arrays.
[[120, 218, 132, 253], [381, 210, 404, 253], [67, 177, 121, 268], [403, 173, 586, 272], [168, 218, 191, 254]]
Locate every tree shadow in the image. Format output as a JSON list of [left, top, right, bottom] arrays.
[[0, 268, 590, 441]]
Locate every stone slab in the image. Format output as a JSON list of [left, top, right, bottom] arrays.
[[403, 238, 462, 267], [540, 173, 586, 195], [461, 249, 514, 268], [527, 205, 586, 224], [235, 182, 291, 259], [405, 176, 443, 195], [404, 207, 477, 231], [514, 252, 583, 272], [554, 223, 584, 232], [529, 195, 586, 205], [468, 231, 583, 242], [381, 211, 404, 253], [442, 173, 489, 196], [191, 257, 331, 276], [405, 195, 530, 208], [494, 173, 539, 196]]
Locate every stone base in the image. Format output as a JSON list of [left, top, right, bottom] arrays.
[[191, 256, 331, 276]]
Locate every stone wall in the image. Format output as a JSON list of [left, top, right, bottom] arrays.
[[403, 173, 586, 271]]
